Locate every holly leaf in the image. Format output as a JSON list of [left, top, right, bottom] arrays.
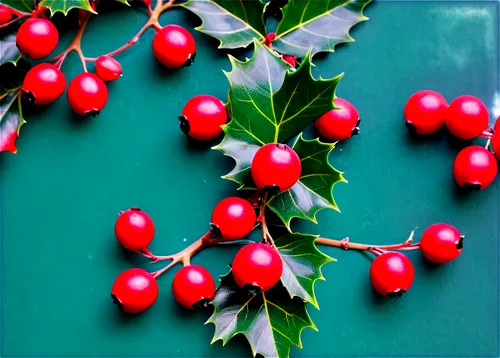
[[214, 41, 342, 187], [39, 0, 96, 15], [0, 32, 22, 66], [273, 0, 371, 58], [268, 134, 346, 230], [207, 271, 316, 358], [0, 0, 35, 13], [183, 0, 266, 49], [0, 91, 25, 154], [276, 233, 333, 308]]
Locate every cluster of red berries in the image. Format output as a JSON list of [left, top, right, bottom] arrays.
[[405, 90, 499, 191], [11, 6, 197, 117], [111, 200, 283, 313], [369, 223, 463, 297]]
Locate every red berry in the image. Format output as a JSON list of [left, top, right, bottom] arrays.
[[492, 131, 500, 161], [16, 18, 58, 59], [453, 146, 498, 191], [95, 55, 122, 82], [420, 223, 463, 264], [264, 32, 275, 47], [251, 143, 301, 192], [315, 98, 360, 140], [370, 252, 414, 297], [495, 116, 500, 132], [282, 54, 297, 68], [111, 268, 158, 313], [404, 90, 448, 135], [446, 95, 489, 139], [211, 197, 256, 241], [114, 207, 155, 251], [67, 73, 108, 116], [152, 25, 196, 68], [232, 243, 283, 292], [0, 5, 13, 25], [172, 265, 215, 309], [179, 95, 227, 140], [22, 63, 66, 105]]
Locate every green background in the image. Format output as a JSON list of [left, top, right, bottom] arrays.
[[1, 0, 499, 356]]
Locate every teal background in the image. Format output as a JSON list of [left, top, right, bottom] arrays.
[[1, 0, 499, 357]]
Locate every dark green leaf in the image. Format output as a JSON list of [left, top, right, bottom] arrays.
[[0, 32, 22, 66], [0, 90, 24, 153], [276, 233, 333, 308], [0, 0, 35, 13], [268, 134, 346, 230], [39, 0, 96, 15], [207, 271, 316, 358], [214, 41, 342, 187], [273, 0, 371, 57], [183, 0, 266, 49]]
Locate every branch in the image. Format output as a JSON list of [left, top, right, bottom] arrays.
[[0, 14, 30, 29], [316, 231, 421, 253], [149, 230, 219, 279]]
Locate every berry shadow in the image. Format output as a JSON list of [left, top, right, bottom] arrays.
[[403, 125, 447, 147], [68, 110, 94, 128], [420, 255, 443, 273], [103, 298, 153, 329], [182, 134, 222, 153], [444, 131, 474, 152]]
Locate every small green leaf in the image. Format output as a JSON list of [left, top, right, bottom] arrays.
[[39, 0, 96, 15], [268, 134, 347, 230], [207, 271, 316, 358], [214, 41, 342, 188], [0, 0, 35, 13], [273, 0, 371, 57], [0, 32, 22, 66], [0, 91, 25, 154], [183, 0, 266, 49], [276, 233, 334, 308]]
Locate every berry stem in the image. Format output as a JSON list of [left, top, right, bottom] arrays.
[[86, 0, 178, 61], [485, 138, 491, 149], [259, 193, 276, 246], [481, 130, 493, 139], [316, 231, 421, 253], [0, 13, 30, 29], [49, 12, 91, 71], [150, 230, 219, 279]]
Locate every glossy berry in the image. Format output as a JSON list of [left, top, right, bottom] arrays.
[[16, 18, 58, 59], [232, 243, 283, 292], [172, 265, 215, 309], [111, 268, 158, 313], [179, 95, 227, 141], [211, 197, 256, 241], [0, 5, 13, 25], [370, 252, 414, 297], [114, 207, 155, 251], [315, 98, 360, 140], [420, 223, 463, 264], [446, 95, 489, 139], [492, 131, 500, 161], [251, 143, 301, 192], [495, 116, 500, 132], [67, 73, 108, 116], [404, 90, 448, 135], [95, 56, 122, 82], [453, 146, 498, 191], [282, 55, 296, 68], [152, 25, 196, 68], [22, 63, 66, 105]]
